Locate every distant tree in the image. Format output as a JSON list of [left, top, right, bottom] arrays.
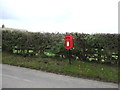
[[2, 24, 5, 28]]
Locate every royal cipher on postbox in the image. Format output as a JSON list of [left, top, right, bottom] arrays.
[[64, 35, 74, 49]]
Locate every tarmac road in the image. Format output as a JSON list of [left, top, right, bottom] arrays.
[[2, 64, 118, 88]]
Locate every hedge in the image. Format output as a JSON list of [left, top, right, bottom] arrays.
[[1, 29, 119, 65]]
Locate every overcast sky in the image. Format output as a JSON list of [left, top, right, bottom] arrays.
[[0, 0, 119, 33]]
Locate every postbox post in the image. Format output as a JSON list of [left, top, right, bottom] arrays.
[[68, 49, 72, 64], [64, 35, 74, 64]]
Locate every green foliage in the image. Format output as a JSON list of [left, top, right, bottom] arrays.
[[2, 29, 63, 56]]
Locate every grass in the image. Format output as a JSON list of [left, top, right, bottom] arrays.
[[2, 51, 118, 83]]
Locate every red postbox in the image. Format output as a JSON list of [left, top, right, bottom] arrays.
[[64, 35, 74, 49]]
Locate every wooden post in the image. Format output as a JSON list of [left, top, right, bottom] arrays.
[[68, 49, 72, 64]]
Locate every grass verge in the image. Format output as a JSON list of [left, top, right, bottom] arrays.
[[2, 52, 118, 83]]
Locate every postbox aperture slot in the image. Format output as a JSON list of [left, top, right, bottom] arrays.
[[65, 37, 70, 39]]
